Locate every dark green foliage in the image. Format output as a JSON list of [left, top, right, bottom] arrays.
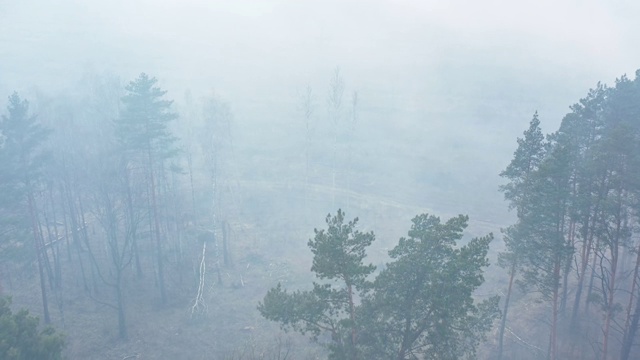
[[500, 111, 546, 215], [498, 112, 547, 269], [498, 112, 547, 262], [308, 210, 375, 287], [359, 214, 499, 360], [0, 93, 53, 323], [115, 73, 178, 160], [498, 70, 640, 359], [0, 93, 51, 214], [0, 93, 50, 242], [0, 297, 64, 360], [259, 211, 498, 360], [516, 139, 573, 293], [259, 210, 375, 359]]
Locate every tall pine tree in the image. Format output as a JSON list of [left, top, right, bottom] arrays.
[[0, 93, 52, 323], [497, 112, 546, 359], [115, 74, 178, 304]]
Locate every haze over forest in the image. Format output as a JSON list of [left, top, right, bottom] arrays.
[[3, 1, 640, 221], [2, 1, 640, 359]]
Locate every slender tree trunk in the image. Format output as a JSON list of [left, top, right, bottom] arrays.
[[586, 237, 601, 313], [585, 177, 608, 314], [620, 283, 640, 360], [116, 271, 127, 339], [397, 314, 413, 360], [124, 167, 142, 278], [347, 282, 357, 356], [561, 220, 576, 313], [148, 149, 166, 304], [498, 261, 517, 360], [59, 186, 72, 263], [37, 212, 55, 291], [620, 240, 640, 360], [170, 168, 184, 276], [131, 234, 142, 279], [78, 194, 102, 294], [28, 192, 50, 324], [41, 210, 58, 289], [47, 186, 63, 289], [603, 213, 622, 360], [53, 242, 61, 290], [550, 260, 560, 360], [67, 190, 88, 291], [602, 245, 618, 360], [572, 216, 597, 326]]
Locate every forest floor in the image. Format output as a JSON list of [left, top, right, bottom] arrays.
[[3, 176, 514, 359]]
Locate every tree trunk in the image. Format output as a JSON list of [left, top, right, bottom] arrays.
[[37, 212, 55, 291], [620, 282, 640, 360], [571, 214, 597, 326], [124, 167, 143, 279], [561, 220, 576, 313], [116, 272, 127, 339], [347, 282, 357, 358], [148, 149, 166, 304], [67, 190, 88, 291], [621, 240, 640, 359], [586, 237, 601, 313], [78, 195, 102, 294], [47, 186, 63, 289], [59, 186, 72, 263], [603, 212, 622, 360], [602, 249, 617, 360], [28, 192, 50, 324], [498, 261, 517, 360], [550, 260, 560, 360]]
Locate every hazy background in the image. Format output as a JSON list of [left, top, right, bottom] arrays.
[[2, 0, 640, 228], [3, 2, 640, 358]]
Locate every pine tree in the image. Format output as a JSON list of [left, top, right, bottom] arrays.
[[359, 214, 499, 360], [517, 138, 574, 360], [560, 84, 608, 326], [259, 211, 498, 360], [500, 111, 546, 217], [259, 210, 375, 359], [115, 73, 178, 304], [0, 93, 52, 323], [497, 111, 546, 359]]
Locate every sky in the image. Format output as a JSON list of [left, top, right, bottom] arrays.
[[1, 0, 639, 223], [2, 0, 638, 105]]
